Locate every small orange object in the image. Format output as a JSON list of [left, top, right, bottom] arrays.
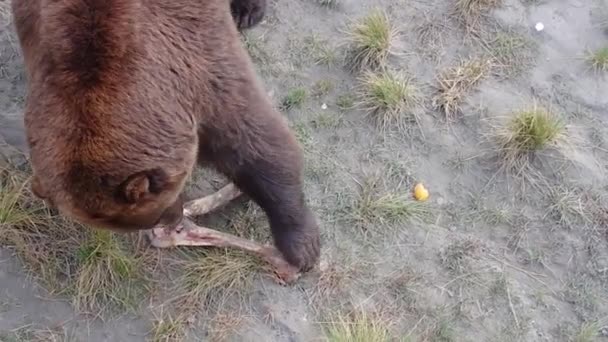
[[413, 183, 429, 201]]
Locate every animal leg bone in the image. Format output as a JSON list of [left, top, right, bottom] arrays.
[[183, 183, 242, 217], [147, 183, 300, 284]]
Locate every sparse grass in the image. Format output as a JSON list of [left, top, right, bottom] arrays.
[[488, 30, 536, 77], [434, 58, 492, 119], [521, 247, 549, 268], [281, 87, 308, 111], [292, 121, 314, 149], [73, 229, 144, 315], [385, 266, 422, 310], [311, 111, 343, 129], [490, 105, 567, 172], [454, 0, 501, 30], [432, 318, 456, 342], [0, 325, 69, 342], [415, 15, 448, 56], [345, 9, 398, 71], [150, 309, 187, 342], [336, 94, 355, 110], [303, 34, 338, 66], [563, 273, 599, 321], [586, 47, 608, 72], [352, 178, 433, 229], [357, 70, 420, 130], [226, 201, 269, 242], [466, 194, 512, 226], [314, 0, 340, 9], [439, 238, 481, 274], [313, 79, 335, 97], [172, 248, 261, 311], [241, 33, 275, 75], [312, 257, 357, 303], [572, 321, 599, 342], [323, 310, 391, 342], [545, 186, 591, 228], [520, 0, 542, 4], [489, 273, 509, 297]]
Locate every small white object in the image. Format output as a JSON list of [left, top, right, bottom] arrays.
[[321, 103, 328, 110], [535, 22, 544, 31]]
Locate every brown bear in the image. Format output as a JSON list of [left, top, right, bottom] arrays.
[[11, 0, 321, 271]]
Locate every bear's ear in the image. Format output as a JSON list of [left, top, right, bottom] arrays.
[[118, 168, 169, 204]]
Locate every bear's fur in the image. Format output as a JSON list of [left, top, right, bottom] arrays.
[[11, 0, 321, 271]]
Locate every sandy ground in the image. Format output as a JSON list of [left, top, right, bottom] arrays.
[[1, 0, 608, 341]]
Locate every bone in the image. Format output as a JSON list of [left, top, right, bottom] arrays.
[[147, 183, 301, 284], [183, 183, 242, 217]]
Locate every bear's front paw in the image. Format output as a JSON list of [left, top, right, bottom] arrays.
[[274, 212, 321, 272], [231, 0, 266, 30]]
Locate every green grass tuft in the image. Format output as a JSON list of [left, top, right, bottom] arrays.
[[281, 87, 308, 111], [586, 47, 608, 72], [336, 94, 355, 110], [357, 70, 420, 130], [0, 167, 84, 290], [73, 229, 144, 315], [492, 105, 567, 171], [345, 9, 398, 71], [172, 249, 261, 311]]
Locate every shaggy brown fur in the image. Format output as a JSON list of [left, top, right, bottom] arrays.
[[11, 0, 321, 271]]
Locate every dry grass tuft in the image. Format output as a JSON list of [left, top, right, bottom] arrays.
[[490, 105, 567, 172], [73, 229, 145, 315], [207, 311, 247, 342], [356, 70, 421, 130], [453, 0, 502, 31], [345, 9, 398, 71], [434, 58, 492, 119], [586, 47, 608, 72], [323, 310, 392, 342]]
